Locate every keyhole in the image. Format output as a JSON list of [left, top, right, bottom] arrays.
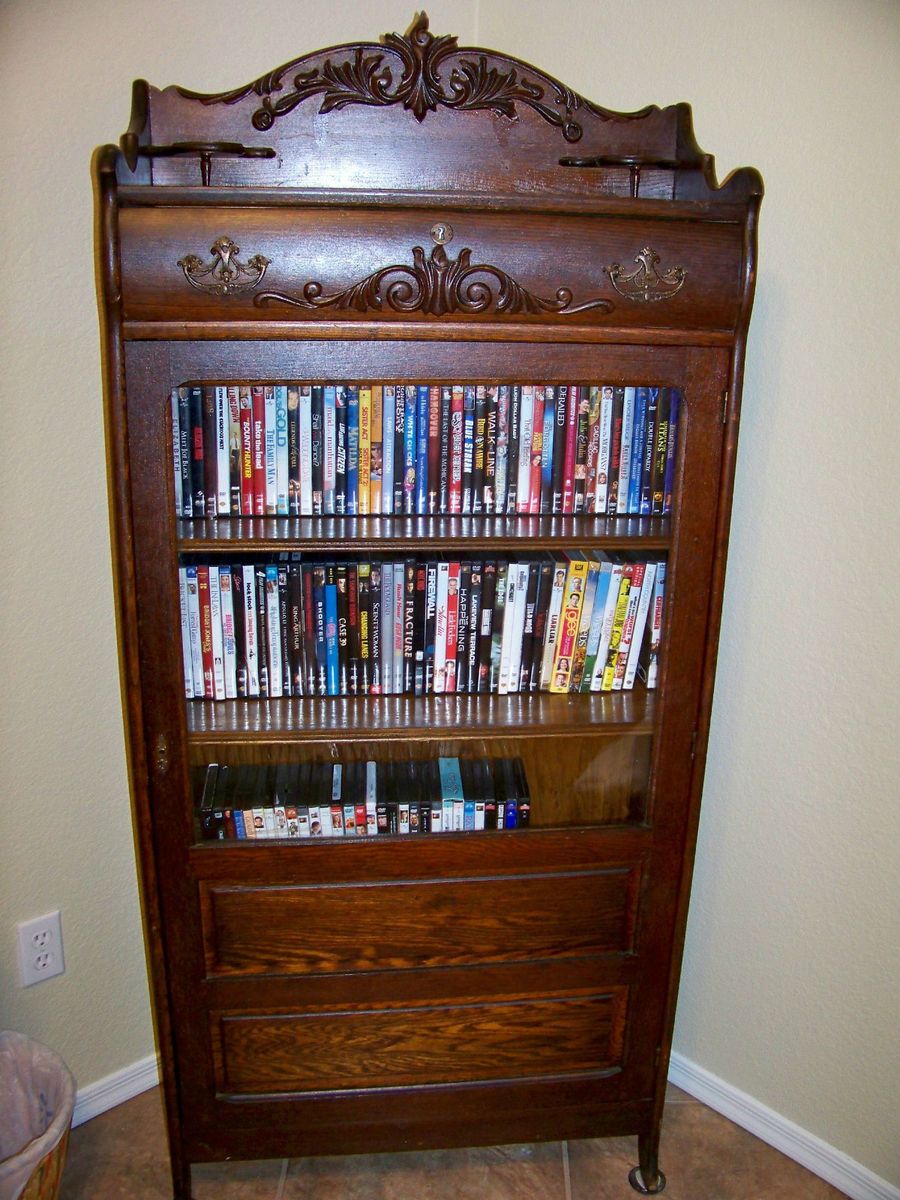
[[431, 222, 453, 246]]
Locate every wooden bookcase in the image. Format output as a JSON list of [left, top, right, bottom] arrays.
[[94, 15, 762, 1198]]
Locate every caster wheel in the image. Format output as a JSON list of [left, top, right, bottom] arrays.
[[628, 1164, 667, 1194]]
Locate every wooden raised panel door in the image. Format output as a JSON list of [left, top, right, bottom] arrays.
[[96, 15, 760, 1199]]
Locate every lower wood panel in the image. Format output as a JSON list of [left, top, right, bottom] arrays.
[[183, 1093, 654, 1162], [212, 987, 627, 1095], [202, 867, 639, 977]]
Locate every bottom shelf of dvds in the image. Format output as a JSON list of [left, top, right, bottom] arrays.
[[193, 730, 653, 840]]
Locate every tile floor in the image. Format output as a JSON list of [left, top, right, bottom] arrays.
[[59, 1085, 848, 1199]]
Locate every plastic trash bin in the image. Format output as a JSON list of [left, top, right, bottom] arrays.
[[0, 1032, 75, 1200]]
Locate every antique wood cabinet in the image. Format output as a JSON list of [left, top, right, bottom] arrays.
[[94, 15, 761, 1198]]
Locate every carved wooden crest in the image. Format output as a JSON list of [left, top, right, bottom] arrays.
[[178, 12, 653, 143]]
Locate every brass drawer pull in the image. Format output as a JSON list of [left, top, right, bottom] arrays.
[[604, 246, 686, 303], [177, 235, 270, 296]]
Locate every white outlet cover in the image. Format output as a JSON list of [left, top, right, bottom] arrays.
[[17, 911, 65, 986]]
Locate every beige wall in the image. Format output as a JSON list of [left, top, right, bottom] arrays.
[[1, 0, 897, 1186]]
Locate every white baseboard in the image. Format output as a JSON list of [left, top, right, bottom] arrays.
[[669, 1052, 900, 1200], [72, 1052, 159, 1128]]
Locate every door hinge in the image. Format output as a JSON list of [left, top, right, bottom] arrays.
[[721, 389, 729, 424], [690, 729, 698, 760]]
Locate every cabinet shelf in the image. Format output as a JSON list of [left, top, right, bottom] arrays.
[[189, 821, 646, 853], [186, 688, 655, 745], [176, 515, 672, 554]]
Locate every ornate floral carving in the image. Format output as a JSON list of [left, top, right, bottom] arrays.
[[254, 243, 614, 318], [177, 236, 270, 296], [604, 247, 686, 303], [179, 13, 652, 143]]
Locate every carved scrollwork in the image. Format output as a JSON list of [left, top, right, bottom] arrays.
[[177, 236, 270, 296], [179, 13, 653, 143], [604, 246, 686, 303], [254, 243, 614, 319]]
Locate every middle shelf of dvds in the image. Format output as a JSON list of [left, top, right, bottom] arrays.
[[178, 553, 667, 704]]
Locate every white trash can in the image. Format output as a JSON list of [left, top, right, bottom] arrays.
[[0, 1032, 75, 1200]]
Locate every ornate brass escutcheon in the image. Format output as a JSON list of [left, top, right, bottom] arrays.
[[154, 733, 170, 776]]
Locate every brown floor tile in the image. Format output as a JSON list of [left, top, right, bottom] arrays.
[[60, 1089, 285, 1200], [191, 1158, 286, 1200], [60, 1089, 172, 1199], [282, 1141, 567, 1200], [567, 1101, 849, 1200]]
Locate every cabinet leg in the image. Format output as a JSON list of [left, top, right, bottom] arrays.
[[628, 1131, 666, 1194], [171, 1158, 193, 1200]]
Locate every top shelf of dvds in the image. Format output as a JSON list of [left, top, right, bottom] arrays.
[[171, 382, 682, 528]]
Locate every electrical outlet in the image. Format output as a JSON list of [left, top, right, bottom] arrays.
[[17, 911, 65, 986]]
